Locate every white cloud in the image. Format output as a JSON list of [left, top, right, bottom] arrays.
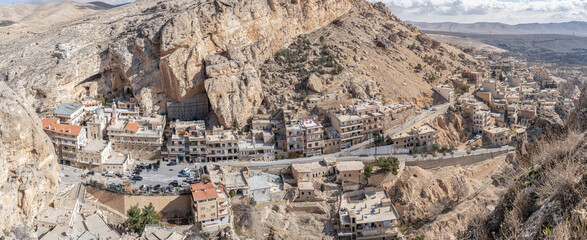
[[371, 0, 587, 24]]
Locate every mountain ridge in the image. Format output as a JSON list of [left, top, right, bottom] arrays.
[[407, 21, 587, 37]]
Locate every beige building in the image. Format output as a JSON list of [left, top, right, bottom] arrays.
[[206, 127, 238, 162], [323, 127, 341, 154], [75, 140, 111, 170], [53, 103, 85, 125], [190, 182, 232, 232], [337, 190, 400, 240], [330, 113, 363, 149], [483, 127, 512, 146], [301, 119, 324, 157], [163, 120, 206, 162], [42, 118, 87, 165], [336, 161, 364, 184], [473, 108, 492, 134], [107, 114, 165, 160], [291, 157, 338, 183], [297, 181, 316, 201], [238, 138, 275, 161], [86, 108, 109, 141], [391, 124, 438, 153], [101, 153, 130, 173]]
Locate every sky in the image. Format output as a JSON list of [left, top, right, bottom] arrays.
[[0, 0, 586, 24]]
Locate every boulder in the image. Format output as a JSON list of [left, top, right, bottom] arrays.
[[307, 74, 324, 92]]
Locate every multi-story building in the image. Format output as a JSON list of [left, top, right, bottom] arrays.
[[53, 103, 85, 125], [473, 108, 492, 134], [163, 120, 206, 162], [323, 127, 341, 154], [42, 118, 87, 165], [301, 119, 324, 157], [506, 103, 519, 125], [391, 124, 438, 153], [86, 108, 110, 141], [337, 190, 400, 240], [291, 157, 338, 183], [75, 140, 111, 170], [336, 161, 364, 184], [483, 127, 512, 146], [284, 123, 304, 158], [238, 138, 275, 161], [330, 113, 363, 150], [433, 84, 455, 102], [166, 93, 209, 121], [107, 114, 165, 160], [205, 127, 238, 162], [190, 182, 232, 232]]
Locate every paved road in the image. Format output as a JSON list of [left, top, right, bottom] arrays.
[[209, 145, 514, 169]]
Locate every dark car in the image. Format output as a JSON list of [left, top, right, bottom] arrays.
[[115, 173, 124, 178], [153, 184, 161, 190], [167, 161, 177, 166], [88, 170, 95, 175], [130, 175, 143, 181], [169, 180, 179, 187]]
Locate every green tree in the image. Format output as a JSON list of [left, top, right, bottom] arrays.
[[229, 190, 236, 198], [319, 35, 325, 44], [377, 156, 400, 175], [320, 184, 325, 192], [126, 203, 160, 233], [363, 164, 373, 178]]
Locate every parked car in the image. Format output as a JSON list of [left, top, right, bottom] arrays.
[[178, 172, 190, 177], [153, 184, 161, 191], [115, 173, 124, 178], [169, 180, 179, 187], [167, 161, 177, 166], [88, 170, 95, 175], [130, 175, 143, 181], [183, 177, 193, 183]]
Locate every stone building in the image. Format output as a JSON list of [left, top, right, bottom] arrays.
[[301, 119, 324, 157], [336, 161, 364, 184], [42, 118, 87, 165], [107, 114, 166, 160], [205, 127, 238, 162], [483, 127, 512, 146], [53, 103, 85, 125], [330, 113, 363, 149], [337, 190, 400, 240], [166, 94, 209, 121], [390, 124, 438, 153], [190, 182, 232, 232], [75, 140, 111, 170]]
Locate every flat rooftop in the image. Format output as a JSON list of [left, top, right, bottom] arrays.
[[82, 140, 108, 153], [340, 190, 399, 225], [54, 103, 83, 116], [337, 161, 364, 172]]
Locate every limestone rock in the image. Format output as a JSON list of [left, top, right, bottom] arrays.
[[0, 0, 353, 128], [306, 74, 324, 93], [0, 82, 60, 236], [204, 53, 263, 128]]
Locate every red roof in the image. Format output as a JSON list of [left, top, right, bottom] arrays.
[[42, 118, 83, 136], [191, 182, 218, 202], [125, 122, 140, 132]]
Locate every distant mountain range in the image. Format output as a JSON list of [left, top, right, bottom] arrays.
[[407, 21, 587, 37]]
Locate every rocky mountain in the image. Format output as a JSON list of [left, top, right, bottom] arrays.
[[408, 21, 587, 37], [0, 82, 60, 237], [0, 0, 477, 128], [0, 1, 114, 42]]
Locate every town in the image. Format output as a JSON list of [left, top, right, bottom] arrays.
[[30, 44, 579, 239]]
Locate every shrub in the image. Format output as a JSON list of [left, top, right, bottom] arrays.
[[320, 184, 325, 192], [229, 190, 236, 198], [377, 156, 400, 175], [363, 164, 373, 178]]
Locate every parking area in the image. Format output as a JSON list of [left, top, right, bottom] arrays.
[[60, 161, 206, 190]]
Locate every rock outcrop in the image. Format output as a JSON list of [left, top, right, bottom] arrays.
[[0, 82, 60, 236], [0, 0, 353, 127]]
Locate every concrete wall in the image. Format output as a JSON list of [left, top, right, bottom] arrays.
[[407, 149, 511, 169], [86, 186, 191, 219]]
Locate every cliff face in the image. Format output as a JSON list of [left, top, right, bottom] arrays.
[[0, 0, 352, 127], [0, 82, 60, 236]]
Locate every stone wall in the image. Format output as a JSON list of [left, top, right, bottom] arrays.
[[86, 186, 192, 219], [407, 149, 511, 169]]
